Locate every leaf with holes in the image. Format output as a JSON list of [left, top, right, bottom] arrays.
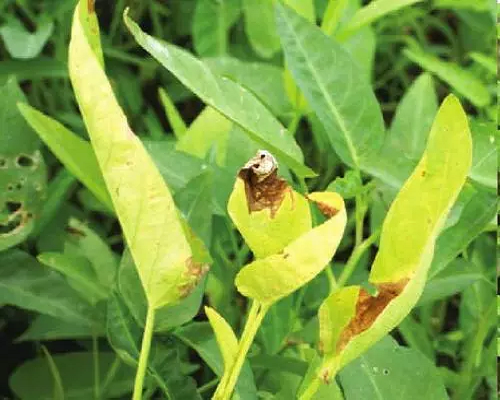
[[0, 78, 47, 251]]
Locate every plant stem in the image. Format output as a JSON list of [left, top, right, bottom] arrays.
[[299, 360, 339, 400], [100, 357, 121, 398], [133, 307, 156, 400], [214, 301, 269, 400], [92, 332, 100, 400], [354, 194, 366, 247], [337, 228, 381, 288]]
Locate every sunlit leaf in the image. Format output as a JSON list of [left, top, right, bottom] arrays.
[[69, 2, 206, 309], [205, 306, 239, 370], [0, 17, 54, 59], [158, 88, 187, 138]]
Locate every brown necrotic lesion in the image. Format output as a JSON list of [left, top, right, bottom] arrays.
[[238, 150, 291, 218]]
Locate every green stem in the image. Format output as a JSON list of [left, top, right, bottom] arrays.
[[214, 301, 269, 400], [338, 228, 381, 288], [100, 357, 121, 398], [92, 333, 100, 400], [354, 194, 366, 247], [133, 307, 156, 400], [325, 266, 338, 292]]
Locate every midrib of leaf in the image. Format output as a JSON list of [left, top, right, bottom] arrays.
[[279, 8, 360, 167]]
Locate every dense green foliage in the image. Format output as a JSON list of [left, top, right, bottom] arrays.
[[0, 0, 496, 399]]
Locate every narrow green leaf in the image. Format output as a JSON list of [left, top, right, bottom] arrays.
[[18, 102, 113, 209], [205, 306, 239, 370], [124, 10, 314, 178], [404, 47, 490, 108], [318, 95, 472, 380], [38, 252, 108, 305], [398, 315, 435, 360], [321, 0, 349, 35], [337, 0, 424, 39], [158, 88, 187, 138], [40, 347, 65, 400], [69, 2, 204, 309], [469, 52, 497, 74], [276, 3, 384, 168], [18, 314, 100, 342]]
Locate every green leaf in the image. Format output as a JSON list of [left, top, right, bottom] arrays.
[[388, 73, 438, 163], [429, 185, 497, 278], [205, 57, 293, 118], [18, 314, 101, 342], [469, 120, 497, 189], [40, 347, 64, 400], [0, 250, 97, 326], [176, 107, 232, 166], [0, 79, 47, 251], [18, 103, 113, 210], [276, 3, 384, 168], [318, 95, 472, 381], [9, 352, 135, 400], [69, 2, 205, 309], [243, 0, 281, 58], [158, 88, 187, 138], [37, 252, 108, 305], [404, 47, 490, 108], [337, 0, 424, 39], [419, 259, 483, 305], [175, 322, 258, 399], [0, 17, 54, 59], [124, 10, 314, 178], [338, 336, 448, 400], [192, 0, 241, 57], [397, 314, 434, 360], [469, 52, 497, 75], [205, 306, 239, 370], [326, 170, 363, 200], [434, 0, 492, 12]]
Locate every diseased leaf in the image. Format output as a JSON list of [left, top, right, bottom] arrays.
[[0, 79, 47, 251], [205, 306, 239, 370], [317, 95, 471, 384], [276, 3, 385, 168], [69, 3, 205, 309], [230, 152, 346, 304], [404, 47, 490, 108], [124, 11, 314, 178]]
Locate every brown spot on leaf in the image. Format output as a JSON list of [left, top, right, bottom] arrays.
[[336, 279, 408, 351], [321, 369, 331, 384], [308, 197, 339, 218], [179, 257, 210, 298], [87, 0, 95, 13], [421, 170, 426, 177], [65, 226, 87, 238], [238, 151, 290, 218]]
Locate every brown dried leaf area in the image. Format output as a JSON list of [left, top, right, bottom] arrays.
[[308, 198, 339, 218], [238, 151, 291, 218], [179, 256, 210, 298], [87, 0, 95, 13], [336, 279, 409, 352]]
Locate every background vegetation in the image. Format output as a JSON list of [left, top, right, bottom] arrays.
[[0, 0, 497, 399]]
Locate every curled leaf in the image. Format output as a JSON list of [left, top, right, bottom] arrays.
[[317, 95, 472, 381], [228, 151, 347, 305], [205, 307, 238, 371]]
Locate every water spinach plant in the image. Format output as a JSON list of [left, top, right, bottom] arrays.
[[0, 0, 496, 399]]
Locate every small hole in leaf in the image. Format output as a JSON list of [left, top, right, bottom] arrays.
[[26, 212, 33, 219], [16, 182, 23, 190], [6, 201, 22, 213], [0, 158, 6, 168], [383, 369, 389, 375], [0, 214, 22, 234], [16, 155, 34, 167], [7, 184, 14, 191]]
